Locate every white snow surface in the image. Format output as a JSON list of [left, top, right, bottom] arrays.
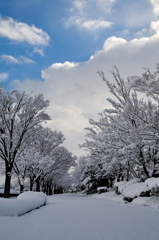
[[0, 193, 159, 240], [0, 191, 47, 216]]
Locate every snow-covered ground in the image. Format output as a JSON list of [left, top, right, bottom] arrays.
[[0, 193, 159, 240]]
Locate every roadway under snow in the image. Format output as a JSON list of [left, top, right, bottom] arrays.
[[0, 193, 159, 240]]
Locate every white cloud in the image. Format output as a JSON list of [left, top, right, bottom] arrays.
[[103, 36, 127, 51], [119, 29, 130, 36], [64, 0, 115, 31], [96, 0, 117, 12], [65, 16, 112, 31], [0, 72, 8, 82], [0, 55, 19, 64], [81, 19, 113, 31], [151, 20, 159, 35], [0, 54, 35, 64], [72, 0, 87, 13], [116, 1, 154, 28], [33, 48, 45, 56], [20, 56, 35, 64], [135, 28, 151, 38], [0, 17, 50, 46], [13, 20, 159, 156], [72, 0, 116, 14], [49, 61, 78, 70], [65, 0, 154, 33], [149, 0, 159, 15]]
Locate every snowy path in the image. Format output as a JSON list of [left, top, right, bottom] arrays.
[[0, 193, 159, 240]]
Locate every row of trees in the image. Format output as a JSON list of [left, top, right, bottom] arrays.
[[0, 88, 76, 198], [73, 65, 159, 193]]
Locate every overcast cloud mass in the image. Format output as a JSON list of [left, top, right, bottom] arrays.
[[1, 0, 159, 156]]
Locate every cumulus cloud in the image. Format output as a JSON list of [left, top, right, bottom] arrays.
[[103, 36, 127, 51], [151, 20, 159, 35], [0, 17, 50, 45], [0, 72, 8, 82], [49, 61, 78, 70], [13, 18, 159, 156], [149, 0, 159, 15], [0, 54, 35, 64]]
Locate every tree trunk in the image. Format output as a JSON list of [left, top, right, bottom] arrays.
[[20, 184, 24, 193], [4, 164, 12, 198], [49, 185, 52, 195], [36, 177, 40, 192], [18, 176, 25, 193], [30, 178, 34, 191]]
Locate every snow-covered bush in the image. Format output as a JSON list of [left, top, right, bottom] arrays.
[[0, 191, 47, 217], [123, 182, 149, 202], [114, 178, 159, 202], [114, 178, 141, 195]]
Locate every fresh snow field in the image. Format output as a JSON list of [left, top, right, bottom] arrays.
[[0, 193, 159, 240]]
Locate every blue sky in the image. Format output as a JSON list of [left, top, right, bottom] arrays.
[[0, 0, 159, 156]]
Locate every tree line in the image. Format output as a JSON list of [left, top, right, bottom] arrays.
[[0, 88, 76, 198], [71, 64, 159, 193]]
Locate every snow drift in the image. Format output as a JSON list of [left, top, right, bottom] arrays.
[[0, 191, 47, 217]]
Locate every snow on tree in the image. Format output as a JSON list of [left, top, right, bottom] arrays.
[[81, 65, 159, 186], [41, 146, 76, 194], [13, 126, 66, 193], [69, 156, 88, 192], [71, 156, 87, 185], [0, 88, 50, 198]]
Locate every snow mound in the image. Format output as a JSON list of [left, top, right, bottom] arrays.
[[114, 178, 140, 194], [17, 191, 47, 202], [0, 191, 47, 217], [122, 182, 148, 198], [115, 178, 159, 201]]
